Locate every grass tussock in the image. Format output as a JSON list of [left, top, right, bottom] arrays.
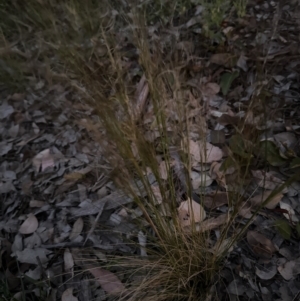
[[1, 0, 295, 300]]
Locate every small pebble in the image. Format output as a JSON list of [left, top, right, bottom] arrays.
[[270, 1, 276, 6], [255, 5, 260, 9]]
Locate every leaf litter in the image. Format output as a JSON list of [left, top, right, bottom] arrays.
[[0, 1, 300, 300]]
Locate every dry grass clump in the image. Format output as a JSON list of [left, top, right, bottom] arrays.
[[1, 1, 293, 300]]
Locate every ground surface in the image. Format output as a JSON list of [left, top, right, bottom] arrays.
[[1, 0, 300, 300]]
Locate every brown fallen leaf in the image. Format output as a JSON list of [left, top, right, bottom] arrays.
[[19, 214, 38, 235], [178, 198, 206, 227], [250, 191, 283, 209], [88, 267, 125, 295], [247, 231, 276, 259]]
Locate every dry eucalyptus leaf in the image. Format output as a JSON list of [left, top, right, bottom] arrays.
[[236, 54, 248, 72], [0, 142, 13, 156], [135, 79, 149, 119], [188, 140, 223, 163], [32, 149, 55, 172], [227, 279, 246, 296], [0, 102, 14, 120], [197, 213, 228, 232], [238, 202, 252, 219], [203, 192, 228, 209], [274, 132, 297, 148], [29, 200, 46, 208], [19, 214, 38, 235], [178, 198, 206, 227], [250, 191, 283, 209], [213, 237, 235, 256], [64, 249, 74, 271], [24, 232, 42, 249], [159, 161, 168, 180], [15, 248, 51, 265], [190, 171, 213, 189], [210, 53, 235, 67], [25, 266, 42, 281], [62, 288, 78, 301], [255, 264, 277, 280], [278, 260, 296, 280], [69, 217, 84, 241], [11, 233, 23, 253], [247, 231, 276, 259], [210, 162, 235, 187], [88, 267, 125, 295], [138, 231, 147, 257], [151, 185, 163, 204], [251, 170, 283, 190], [201, 82, 220, 97], [280, 202, 299, 222]]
